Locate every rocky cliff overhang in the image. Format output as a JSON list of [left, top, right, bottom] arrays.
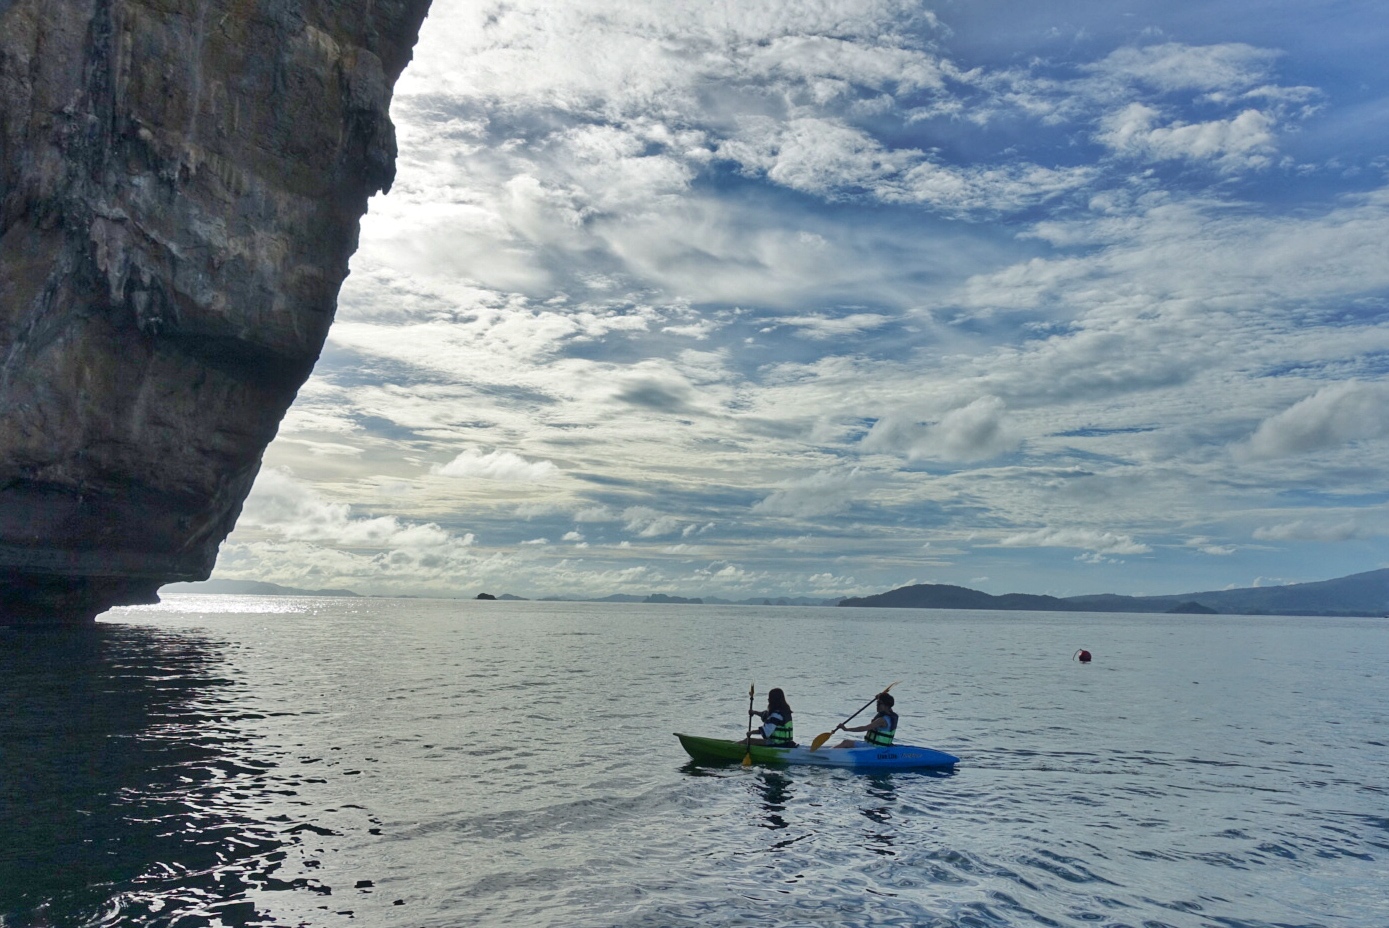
[[0, 0, 432, 624]]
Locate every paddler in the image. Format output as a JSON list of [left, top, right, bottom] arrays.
[[747, 687, 796, 747], [833, 691, 898, 748]]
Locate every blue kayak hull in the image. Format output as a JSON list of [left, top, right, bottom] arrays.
[[675, 733, 958, 770]]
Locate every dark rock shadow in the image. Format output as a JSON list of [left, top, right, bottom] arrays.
[[0, 625, 316, 926]]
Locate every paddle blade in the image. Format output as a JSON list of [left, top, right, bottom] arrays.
[[741, 751, 752, 766], [809, 731, 832, 752]]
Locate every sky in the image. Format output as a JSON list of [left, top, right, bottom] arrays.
[[209, 0, 1389, 601]]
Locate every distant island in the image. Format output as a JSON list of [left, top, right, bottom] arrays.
[[159, 569, 1389, 618], [838, 568, 1389, 618], [161, 579, 361, 598]]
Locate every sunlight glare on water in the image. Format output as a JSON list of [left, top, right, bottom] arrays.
[[2, 598, 1386, 927]]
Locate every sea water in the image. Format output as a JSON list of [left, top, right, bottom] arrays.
[[1, 598, 1386, 927]]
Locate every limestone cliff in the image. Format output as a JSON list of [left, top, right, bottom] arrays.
[[0, 0, 432, 623]]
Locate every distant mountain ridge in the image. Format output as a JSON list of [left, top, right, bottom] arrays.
[[162, 579, 361, 598], [160, 571, 1389, 616], [838, 568, 1389, 617]]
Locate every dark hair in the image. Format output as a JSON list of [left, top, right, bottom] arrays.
[[767, 688, 792, 714], [877, 692, 895, 709]]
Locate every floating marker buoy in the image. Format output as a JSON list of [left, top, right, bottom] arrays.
[[1074, 649, 1092, 663]]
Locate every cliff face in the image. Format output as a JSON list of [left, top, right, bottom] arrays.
[[0, 0, 432, 624]]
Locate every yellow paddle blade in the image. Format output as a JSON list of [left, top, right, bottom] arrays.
[[741, 751, 752, 766], [809, 731, 833, 752]]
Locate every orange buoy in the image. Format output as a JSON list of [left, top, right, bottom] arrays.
[[1074, 648, 1092, 663]]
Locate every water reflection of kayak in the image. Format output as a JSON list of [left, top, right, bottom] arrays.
[[674, 733, 959, 770]]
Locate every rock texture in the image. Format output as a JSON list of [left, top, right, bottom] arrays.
[[0, 0, 432, 624]]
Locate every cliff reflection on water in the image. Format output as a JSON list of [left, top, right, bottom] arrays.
[[0, 621, 327, 926]]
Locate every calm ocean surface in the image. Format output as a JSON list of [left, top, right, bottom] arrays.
[[2, 598, 1386, 927]]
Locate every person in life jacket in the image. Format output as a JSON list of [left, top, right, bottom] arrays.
[[747, 687, 796, 747], [834, 692, 898, 749]]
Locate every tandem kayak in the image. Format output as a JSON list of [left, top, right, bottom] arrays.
[[675, 733, 958, 770]]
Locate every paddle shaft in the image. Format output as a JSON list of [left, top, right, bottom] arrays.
[[838, 694, 881, 730], [810, 681, 898, 750], [742, 683, 755, 765]]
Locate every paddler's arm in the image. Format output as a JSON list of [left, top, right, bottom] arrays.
[[841, 718, 885, 734]]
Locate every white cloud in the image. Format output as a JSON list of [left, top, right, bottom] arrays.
[[1184, 537, 1237, 556], [998, 528, 1151, 555], [744, 33, 946, 97], [622, 506, 683, 538], [753, 468, 865, 518], [1252, 520, 1373, 542], [277, 439, 365, 457], [1098, 103, 1277, 171], [771, 312, 892, 340], [719, 116, 915, 198], [231, 469, 478, 575], [1241, 382, 1389, 459], [863, 396, 1020, 462], [397, 0, 945, 110], [278, 405, 361, 435], [926, 397, 1022, 461], [719, 116, 1093, 213], [890, 161, 1096, 213], [1086, 43, 1279, 95], [434, 448, 559, 482]]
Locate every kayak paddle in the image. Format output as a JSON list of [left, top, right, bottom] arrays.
[[742, 683, 755, 766], [809, 681, 899, 751]]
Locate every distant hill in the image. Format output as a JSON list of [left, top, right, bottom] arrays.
[[161, 579, 361, 598], [1167, 601, 1218, 614], [838, 568, 1389, 617]]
